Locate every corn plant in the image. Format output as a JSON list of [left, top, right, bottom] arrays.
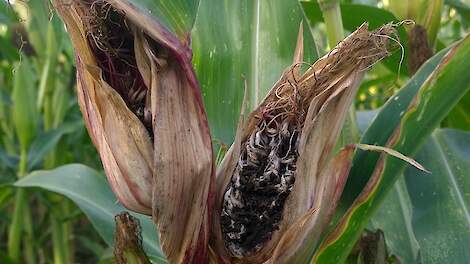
[[0, 1, 103, 263], [2, 0, 470, 263]]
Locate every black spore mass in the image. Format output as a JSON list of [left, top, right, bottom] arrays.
[[220, 118, 300, 257]]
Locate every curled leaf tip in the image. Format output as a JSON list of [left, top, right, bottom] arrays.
[[356, 143, 430, 173]]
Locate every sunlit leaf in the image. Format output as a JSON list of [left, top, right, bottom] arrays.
[[27, 121, 83, 170], [15, 164, 164, 259], [369, 177, 420, 263], [192, 0, 318, 144], [314, 35, 470, 263], [403, 128, 470, 262], [443, 91, 470, 130], [112, 0, 200, 38]]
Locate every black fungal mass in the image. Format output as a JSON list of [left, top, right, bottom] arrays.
[[220, 118, 300, 257]]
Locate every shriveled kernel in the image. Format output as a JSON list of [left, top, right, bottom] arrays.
[[220, 22, 399, 258], [221, 84, 304, 257]]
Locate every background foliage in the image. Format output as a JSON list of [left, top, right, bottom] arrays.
[[0, 0, 469, 263]]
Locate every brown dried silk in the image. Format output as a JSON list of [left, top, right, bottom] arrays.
[[53, 0, 397, 262]]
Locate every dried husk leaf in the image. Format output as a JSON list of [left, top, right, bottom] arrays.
[[146, 39, 213, 264], [270, 147, 354, 263], [53, 1, 214, 263], [214, 23, 397, 263], [53, 1, 154, 214], [114, 212, 151, 264], [211, 80, 251, 264]]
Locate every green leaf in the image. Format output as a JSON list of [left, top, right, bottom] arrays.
[[369, 177, 420, 263], [27, 121, 83, 170], [403, 128, 470, 262], [372, 128, 470, 263], [300, 1, 409, 75], [113, 0, 200, 38], [342, 45, 452, 209], [0, 186, 13, 209], [27, 0, 51, 57], [358, 111, 423, 264], [0, 147, 18, 170], [314, 35, 470, 263], [0, 251, 15, 264], [14, 164, 164, 259], [12, 58, 38, 151], [356, 109, 380, 133], [0, 33, 19, 62], [192, 0, 318, 144], [0, 1, 17, 25], [443, 91, 470, 130]]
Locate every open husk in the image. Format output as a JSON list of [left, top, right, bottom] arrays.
[[212, 23, 398, 263], [54, 0, 401, 261], [52, 1, 213, 263]]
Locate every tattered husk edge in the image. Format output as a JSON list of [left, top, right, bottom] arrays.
[[53, 1, 215, 263], [211, 23, 394, 263], [270, 146, 355, 263]]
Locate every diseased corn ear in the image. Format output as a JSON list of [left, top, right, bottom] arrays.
[[211, 80, 250, 263], [82, 66, 155, 215], [53, 1, 154, 214], [278, 23, 396, 262], [215, 23, 397, 263], [285, 23, 395, 221], [270, 147, 354, 263], [213, 25, 309, 262], [53, 1, 214, 262]]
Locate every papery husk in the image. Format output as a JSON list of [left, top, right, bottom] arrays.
[[213, 23, 397, 263], [53, 1, 154, 215], [114, 212, 151, 264], [145, 34, 213, 264], [269, 146, 354, 263], [53, 1, 214, 263]]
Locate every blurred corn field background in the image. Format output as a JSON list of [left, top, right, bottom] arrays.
[[0, 0, 469, 263]]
